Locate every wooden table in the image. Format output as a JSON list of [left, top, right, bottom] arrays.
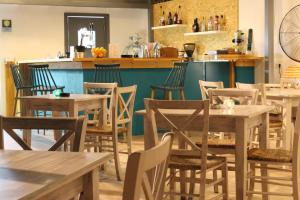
[[136, 105, 273, 200], [20, 94, 109, 145], [266, 88, 300, 150], [0, 150, 112, 200]]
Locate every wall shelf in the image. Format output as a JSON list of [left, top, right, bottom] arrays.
[[184, 31, 226, 36], [152, 24, 187, 30]]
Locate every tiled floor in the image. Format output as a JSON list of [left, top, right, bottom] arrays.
[[4, 133, 293, 199]]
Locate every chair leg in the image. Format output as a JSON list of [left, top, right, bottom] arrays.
[[163, 90, 168, 100], [179, 169, 187, 200], [168, 90, 172, 100], [112, 134, 122, 181], [188, 170, 196, 200], [199, 170, 206, 200], [213, 169, 219, 193], [13, 89, 19, 116], [179, 89, 185, 100], [248, 163, 255, 200], [275, 129, 282, 149], [221, 164, 228, 200], [126, 129, 132, 155], [170, 168, 175, 200], [150, 88, 156, 99], [260, 164, 269, 200], [292, 161, 300, 200]]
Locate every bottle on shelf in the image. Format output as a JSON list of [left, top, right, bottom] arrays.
[[167, 12, 173, 25], [220, 15, 226, 31], [192, 18, 199, 32], [200, 17, 206, 32], [207, 16, 213, 31], [177, 5, 183, 24], [159, 6, 166, 26], [173, 11, 178, 24], [214, 15, 220, 31]]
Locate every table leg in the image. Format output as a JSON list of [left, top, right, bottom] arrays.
[[80, 168, 99, 200], [259, 113, 270, 200], [283, 99, 292, 151], [235, 118, 247, 200], [69, 105, 78, 151], [20, 100, 32, 146]]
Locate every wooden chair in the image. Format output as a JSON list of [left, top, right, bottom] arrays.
[[0, 116, 87, 152], [280, 66, 300, 88], [123, 132, 174, 200], [237, 83, 285, 149], [199, 80, 224, 100], [84, 83, 137, 181], [150, 62, 188, 100], [145, 99, 228, 200], [247, 101, 300, 199]]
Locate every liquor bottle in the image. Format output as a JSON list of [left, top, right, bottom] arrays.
[[214, 15, 220, 31], [173, 11, 178, 24], [159, 6, 165, 26], [220, 15, 226, 30], [200, 17, 206, 32], [207, 16, 213, 31], [177, 5, 183, 24], [192, 18, 199, 32], [167, 12, 173, 25]]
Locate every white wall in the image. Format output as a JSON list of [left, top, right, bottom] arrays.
[[0, 4, 149, 60], [274, 0, 300, 82], [239, 0, 265, 83]]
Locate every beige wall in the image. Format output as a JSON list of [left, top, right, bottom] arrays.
[[0, 4, 148, 115]]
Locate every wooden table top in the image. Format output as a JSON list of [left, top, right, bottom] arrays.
[[266, 88, 300, 98], [0, 150, 112, 200], [136, 105, 273, 118], [20, 94, 110, 101]]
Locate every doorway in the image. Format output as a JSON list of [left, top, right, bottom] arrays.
[[64, 13, 110, 57]]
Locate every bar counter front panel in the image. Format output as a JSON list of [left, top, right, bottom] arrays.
[[13, 58, 256, 135]]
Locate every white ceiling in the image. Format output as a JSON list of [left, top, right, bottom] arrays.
[[0, 0, 150, 8]]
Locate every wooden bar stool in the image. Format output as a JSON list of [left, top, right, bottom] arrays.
[[94, 64, 123, 86], [150, 62, 188, 100]]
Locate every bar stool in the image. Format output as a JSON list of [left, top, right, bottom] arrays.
[[150, 62, 188, 100], [94, 64, 123, 86], [29, 64, 65, 94], [10, 64, 35, 116]]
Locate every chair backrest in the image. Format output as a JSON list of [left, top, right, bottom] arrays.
[[114, 85, 137, 131], [163, 62, 188, 88], [0, 116, 87, 152], [123, 132, 173, 200], [144, 99, 210, 183], [94, 64, 123, 86], [83, 82, 118, 125], [208, 88, 258, 105], [10, 64, 26, 89], [236, 82, 266, 105], [28, 64, 58, 91], [199, 80, 224, 100]]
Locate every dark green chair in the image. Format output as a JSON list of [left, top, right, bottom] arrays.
[[94, 64, 123, 86], [150, 62, 188, 100]]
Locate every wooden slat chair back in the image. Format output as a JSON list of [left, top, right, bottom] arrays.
[[123, 133, 174, 200], [199, 80, 224, 100], [280, 66, 300, 88], [84, 82, 118, 126], [247, 102, 300, 199], [236, 82, 266, 105], [144, 99, 228, 199], [0, 116, 87, 152], [208, 88, 258, 105]]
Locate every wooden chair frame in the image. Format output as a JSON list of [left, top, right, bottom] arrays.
[[123, 132, 174, 200], [0, 116, 87, 152], [199, 80, 224, 100], [145, 99, 228, 200]]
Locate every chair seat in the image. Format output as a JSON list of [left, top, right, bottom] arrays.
[[151, 85, 184, 90], [86, 125, 127, 135], [196, 138, 236, 149], [169, 154, 226, 170], [248, 148, 292, 163]]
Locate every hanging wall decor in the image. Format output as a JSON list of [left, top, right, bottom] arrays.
[[2, 19, 12, 32]]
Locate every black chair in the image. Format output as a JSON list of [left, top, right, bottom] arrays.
[[29, 64, 65, 94], [94, 64, 123, 86], [10, 64, 35, 116], [150, 62, 188, 100]]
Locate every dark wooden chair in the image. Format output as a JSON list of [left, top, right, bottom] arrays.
[[150, 62, 188, 100], [10, 64, 35, 116], [94, 64, 123, 86], [29, 64, 65, 94]]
